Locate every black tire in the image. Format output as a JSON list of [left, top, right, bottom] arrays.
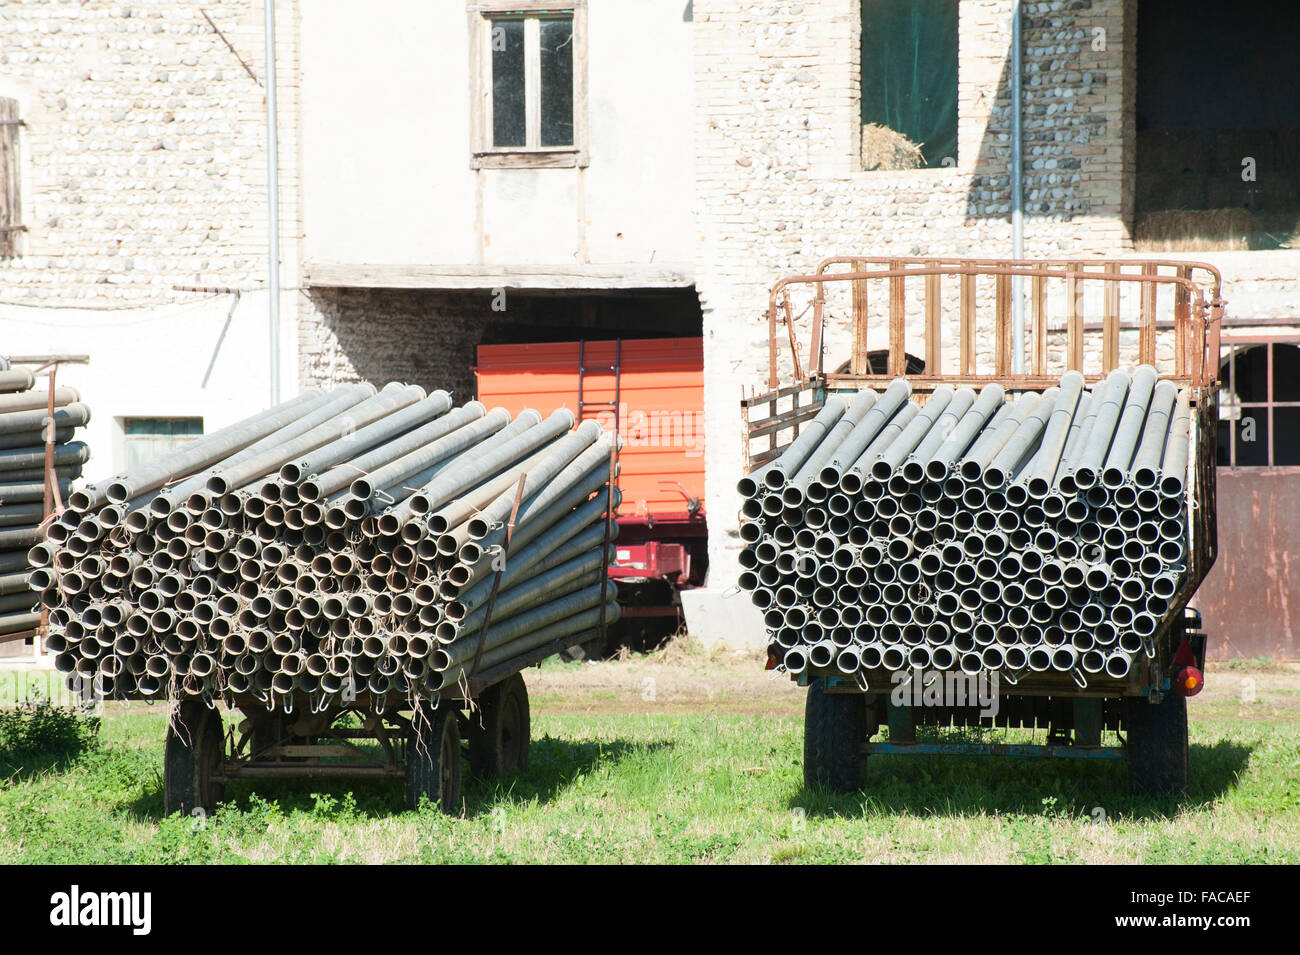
[[1126, 690, 1189, 796], [468, 674, 531, 778], [405, 701, 462, 812], [164, 700, 226, 816], [803, 678, 868, 792]]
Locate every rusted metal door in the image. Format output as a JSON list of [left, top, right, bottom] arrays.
[[1194, 336, 1300, 659], [1195, 469, 1300, 659]]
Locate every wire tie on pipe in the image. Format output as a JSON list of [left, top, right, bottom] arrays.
[[1071, 668, 1087, 689]]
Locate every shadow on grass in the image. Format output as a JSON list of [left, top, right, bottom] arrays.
[[792, 737, 1254, 821], [122, 735, 670, 821], [0, 750, 97, 786], [460, 736, 671, 818]]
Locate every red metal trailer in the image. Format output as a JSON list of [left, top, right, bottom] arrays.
[[476, 337, 707, 649]]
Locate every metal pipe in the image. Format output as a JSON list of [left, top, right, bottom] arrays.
[[1101, 364, 1158, 488], [985, 386, 1059, 489]]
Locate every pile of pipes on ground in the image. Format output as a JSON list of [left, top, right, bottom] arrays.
[[29, 383, 619, 706], [0, 361, 91, 637], [738, 367, 1191, 684]]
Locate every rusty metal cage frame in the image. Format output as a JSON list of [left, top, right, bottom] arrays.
[[740, 257, 1224, 696]]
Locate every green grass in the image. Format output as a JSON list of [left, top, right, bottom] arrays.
[[0, 662, 1297, 863]]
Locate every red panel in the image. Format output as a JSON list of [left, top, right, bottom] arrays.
[[475, 338, 706, 518]]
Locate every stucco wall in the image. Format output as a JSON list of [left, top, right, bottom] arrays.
[[298, 0, 695, 270]]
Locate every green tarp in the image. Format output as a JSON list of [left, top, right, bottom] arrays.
[[861, 0, 959, 168]]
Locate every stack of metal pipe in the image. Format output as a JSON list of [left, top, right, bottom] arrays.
[[0, 364, 91, 636], [30, 383, 619, 706], [738, 367, 1192, 684]]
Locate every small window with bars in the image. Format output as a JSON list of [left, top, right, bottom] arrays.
[[472, 2, 587, 168], [1217, 339, 1300, 468]]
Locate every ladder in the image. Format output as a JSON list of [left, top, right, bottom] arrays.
[[577, 338, 621, 440]]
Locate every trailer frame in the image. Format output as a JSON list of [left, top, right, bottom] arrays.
[[741, 256, 1222, 793]]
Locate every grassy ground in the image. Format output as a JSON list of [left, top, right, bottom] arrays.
[[1, 645, 1297, 864]]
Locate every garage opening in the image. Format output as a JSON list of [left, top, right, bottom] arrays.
[[1135, 0, 1300, 251], [304, 286, 701, 401], [1217, 341, 1300, 467]]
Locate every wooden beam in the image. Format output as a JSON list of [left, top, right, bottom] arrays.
[[301, 261, 694, 290]]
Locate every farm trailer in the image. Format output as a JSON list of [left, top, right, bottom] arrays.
[[740, 257, 1222, 795], [32, 386, 620, 814], [477, 338, 707, 651]]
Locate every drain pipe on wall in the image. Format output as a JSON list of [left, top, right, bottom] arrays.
[[1010, 1, 1025, 374], [264, 0, 282, 405]]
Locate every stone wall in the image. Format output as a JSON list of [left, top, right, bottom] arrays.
[[299, 288, 491, 403], [692, 0, 1146, 585], [0, 0, 299, 307]]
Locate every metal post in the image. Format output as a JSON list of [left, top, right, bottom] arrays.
[[263, 0, 282, 405], [1010, 1, 1025, 374]]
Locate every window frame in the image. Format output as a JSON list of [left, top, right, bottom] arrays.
[[468, 0, 588, 170], [0, 97, 26, 258], [856, 0, 961, 174], [1218, 335, 1300, 469]]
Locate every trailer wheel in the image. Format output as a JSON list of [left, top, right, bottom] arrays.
[[164, 700, 225, 817], [405, 702, 462, 813], [1126, 691, 1189, 796], [803, 678, 868, 793], [469, 674, 530, 778]]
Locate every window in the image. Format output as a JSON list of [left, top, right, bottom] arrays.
[[859, 0, 958, 170], [0, 98, 24, 258], [123, 417, 203, 471], [1217, 341, 1300, 468], [470, 2, 587, 168]]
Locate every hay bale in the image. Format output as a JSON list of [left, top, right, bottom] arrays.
[[861, 123, 924, 171], [1133, 208, 1254, 251]]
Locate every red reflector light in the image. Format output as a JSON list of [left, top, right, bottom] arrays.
[[765, 647, 781, 671], [1174, 665, 1204, 697]]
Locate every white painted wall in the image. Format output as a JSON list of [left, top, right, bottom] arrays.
[[0, 290, 298, 483], [299, 0, 695, 270]]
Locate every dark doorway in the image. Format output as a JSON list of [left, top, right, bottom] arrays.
[[1135, 1, 1300, 251]]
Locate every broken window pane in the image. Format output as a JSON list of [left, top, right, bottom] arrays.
[[540, 16, 574, 147], [491, 18, 526, 148]]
